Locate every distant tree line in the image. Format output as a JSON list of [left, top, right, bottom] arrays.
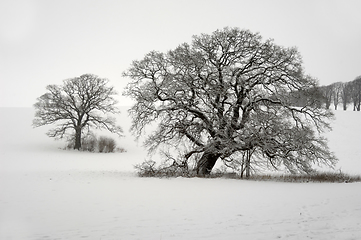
[[290, 76, 361, 111]]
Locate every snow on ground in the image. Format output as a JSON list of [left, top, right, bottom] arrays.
[[326, 110, 361, 175], [0, 107, 361, 240]]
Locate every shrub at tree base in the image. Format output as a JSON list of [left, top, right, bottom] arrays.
[[81, 133, 97, 152], [66, 134, 121, 153], [135, 160, 194, 178], [98, 136, 116, 153], [134, 161, 361, 182]]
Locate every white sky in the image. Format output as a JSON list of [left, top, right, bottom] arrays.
[[1, 0, 360, 107]]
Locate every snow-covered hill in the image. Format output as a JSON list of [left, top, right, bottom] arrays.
[[0, 107, 360, 239], [326, 110, 361, 174]]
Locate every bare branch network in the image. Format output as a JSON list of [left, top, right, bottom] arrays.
[[33, 73, 123, 150], [123, 27, 337, 176]]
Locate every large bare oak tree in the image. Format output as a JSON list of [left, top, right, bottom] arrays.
[[33, 74, 122, 149], [123, 28, 337, 176]]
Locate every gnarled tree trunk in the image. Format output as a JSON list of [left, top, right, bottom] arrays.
[[74, 127, 82, 150], [196, 150, 221, 176]]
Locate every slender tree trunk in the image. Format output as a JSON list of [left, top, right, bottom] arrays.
[[245, 150, 251, 178], [240, 149, 252, 178], [74, 127, 82, 150], [240, 152, 245, 178], [196, 150, 221, 176], [325, 101, 331, 109]]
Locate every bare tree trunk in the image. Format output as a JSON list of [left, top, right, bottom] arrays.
[[74, 128, 82, 150], [240, 152, 245, 178], [245, 150, 251, 178], [325, 101, 331, 109], [196, 151, 221, 176], [343, 102, 347, 111]]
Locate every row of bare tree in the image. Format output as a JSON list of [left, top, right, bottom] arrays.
[[319, 76, 361, 111]]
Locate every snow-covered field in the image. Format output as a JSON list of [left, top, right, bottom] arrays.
[[0, 107, 360, 240]]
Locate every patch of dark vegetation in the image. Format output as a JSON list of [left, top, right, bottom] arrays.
[[98, 136, 116, 153], [212, 171, 361, 183], [134, 160, 194, 178], [255, 172, 361, 183], [65, 133, 125, 153], [135, 161, 361, 183]]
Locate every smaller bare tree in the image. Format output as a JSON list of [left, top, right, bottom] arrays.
[[33, 74, 123, 149]]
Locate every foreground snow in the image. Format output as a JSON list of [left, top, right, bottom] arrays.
[[0, 108, 361, 239], [1, 170, 361, 240]]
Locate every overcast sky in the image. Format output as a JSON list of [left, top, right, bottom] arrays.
[[1, 0, 360, 107]]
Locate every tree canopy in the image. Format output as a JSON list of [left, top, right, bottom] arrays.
[[123, 27, 337, 176], [33, 73, 122, 149]]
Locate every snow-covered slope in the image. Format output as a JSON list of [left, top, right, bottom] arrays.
[[0, 107, 360, 240], [326, 110, 361, 174], [0, 107, 148, 173]]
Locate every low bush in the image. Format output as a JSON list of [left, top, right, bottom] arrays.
[[116, 147, 127, 153], [65, 134, 122, 153], [81, 133, 97, 152], [98, 136, 116, 153], [134, 160, 193, 178]]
